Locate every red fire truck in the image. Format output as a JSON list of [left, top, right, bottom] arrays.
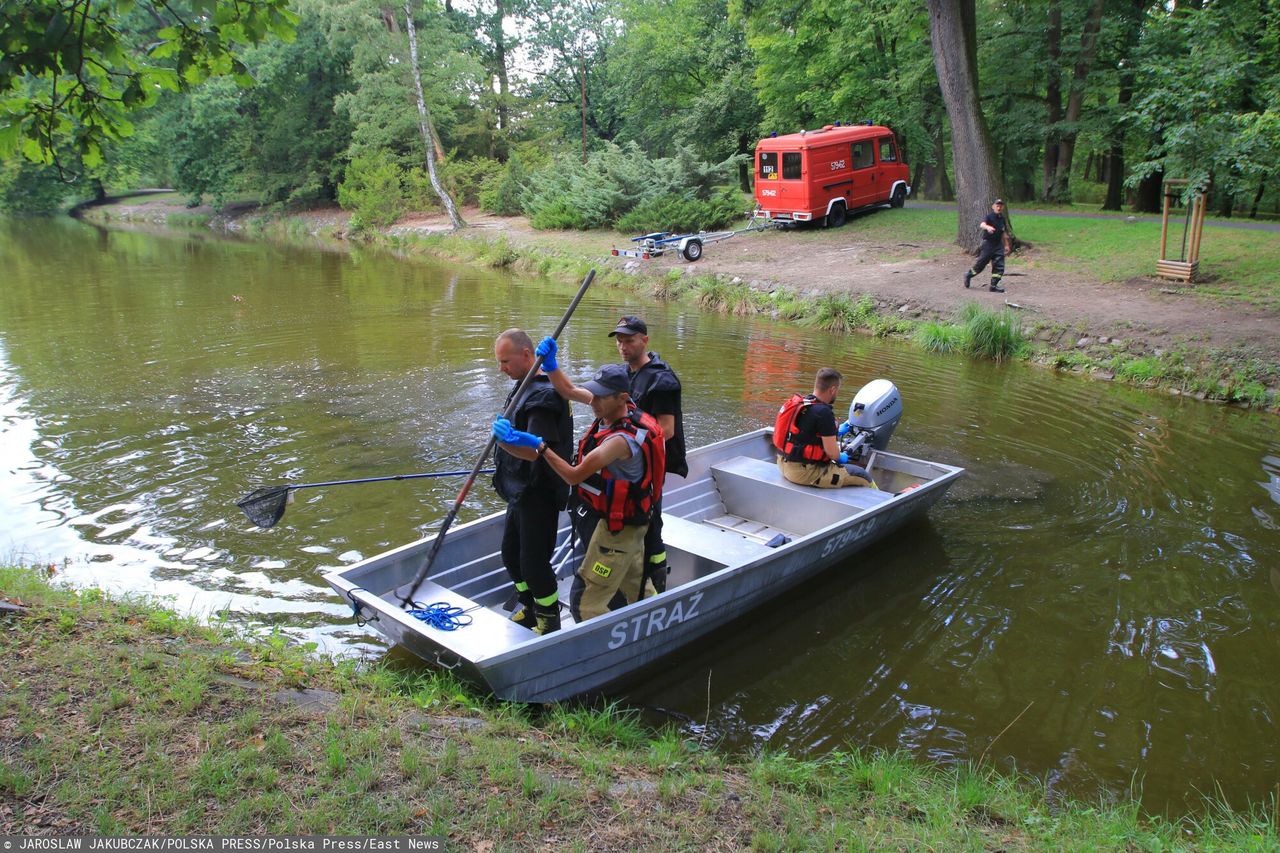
[[753, 124, 910, 227]]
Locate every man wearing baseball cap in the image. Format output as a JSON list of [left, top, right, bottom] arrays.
[[493, 362, 667, 624], [536, 315, 686, 599], [964, 198, 1008, 293]]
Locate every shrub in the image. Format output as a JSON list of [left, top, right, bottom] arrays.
[[0, 158, 71, 214], [337, 151, 405, 232], [522, 142, 738, 230], [528, 198, 590, 230], [615, 186, 745, 233], [438, 157, 500, 207], [479, 153, 530, 216]]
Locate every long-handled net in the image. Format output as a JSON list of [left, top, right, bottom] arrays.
[[237, 486, 291, 529], [235, 468, 492, 529]]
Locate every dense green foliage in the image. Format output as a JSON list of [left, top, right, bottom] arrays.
[[0, 0, 297, 175], [522, 143, 741, 230], [1, 0, 1277, 219]]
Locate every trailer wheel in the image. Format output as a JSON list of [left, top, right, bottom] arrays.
[[681, 239, 703, 262], [890, 186, 907, 208], [825, 202, 847, 228]]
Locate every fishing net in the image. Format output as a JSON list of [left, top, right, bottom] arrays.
[[237, 486, 290, 529]]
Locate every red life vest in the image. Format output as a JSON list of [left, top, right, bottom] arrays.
[[773, 393, 828, 463], [575, 404, 666, 533]]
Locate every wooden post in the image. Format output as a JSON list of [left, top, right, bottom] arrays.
[[1190, 189, 1207, 264], [1159, 188, 1171, 261]]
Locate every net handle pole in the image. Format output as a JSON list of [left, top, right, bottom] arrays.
[[399, 269, 596, 607], [282, 469, 491, 491]]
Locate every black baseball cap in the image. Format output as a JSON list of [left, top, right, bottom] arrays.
[[608, 315, 648, 337], [583, 363, 631, 397], [993, 198, 1005, 205]]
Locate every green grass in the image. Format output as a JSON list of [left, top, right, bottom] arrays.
[[4, 564, 1280, 847]]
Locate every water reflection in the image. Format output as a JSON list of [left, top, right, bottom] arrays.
[[2, 216, 1280, 814]]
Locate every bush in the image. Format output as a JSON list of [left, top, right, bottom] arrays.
[[438, 157, 500, 207], [528, 198, 590, 230], [522, 142, 738, 231], [337, 150, 405, 232], [0, 159, 69, 214], [479, 154, 529, 216], [615, 187, 745, 233]]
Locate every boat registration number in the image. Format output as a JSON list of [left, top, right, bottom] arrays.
[[820, 518, 877, 558], [608, 591, 704, 649]]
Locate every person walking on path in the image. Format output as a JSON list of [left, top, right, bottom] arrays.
[[964, 199, 1008, 293], [491, 329, 574, 635], [492, 363, 666, 624], [774, 368, 877, 489], [535, 315, 685, 597]]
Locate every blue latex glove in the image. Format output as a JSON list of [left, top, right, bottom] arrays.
[[535, 336, 558, 371], [837, 421, 852, 437], [493, 417, 542, 449], [838, 451, 849, 464]]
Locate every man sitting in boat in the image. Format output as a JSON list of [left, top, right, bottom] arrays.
[[775, 367, 877, 489], [493, 363, 666, 624]]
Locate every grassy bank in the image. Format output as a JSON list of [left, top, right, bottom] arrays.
[[3, 565, 1279, 849]]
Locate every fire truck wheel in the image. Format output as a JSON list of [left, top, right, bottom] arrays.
[[891, 186, 907, 208], [825, 202, 847, 228], [681, 240, 703, 262]]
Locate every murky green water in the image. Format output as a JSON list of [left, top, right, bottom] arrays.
[[2, 216, 1278, 814]]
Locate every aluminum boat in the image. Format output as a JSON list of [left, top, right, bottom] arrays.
[[323, 400, 963, 701]]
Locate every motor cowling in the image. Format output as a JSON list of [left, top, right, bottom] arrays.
[[845, 379, 901, 456]]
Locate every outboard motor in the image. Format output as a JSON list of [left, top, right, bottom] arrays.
[[842, 379, 902, 464]]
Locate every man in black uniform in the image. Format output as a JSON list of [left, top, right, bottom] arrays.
[[964, 198, 1007, 293], [535, 315, 686, 596], [491, 329, 574, 635], [775, 367, 876, 489]]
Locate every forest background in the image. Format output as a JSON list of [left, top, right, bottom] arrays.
[[2, 0, 1279, 246]]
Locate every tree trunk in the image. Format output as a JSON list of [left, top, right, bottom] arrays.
[[1134, 168, 1163, 213], [927, 0, 1000, 249], [738, 133, 752, 193], [1042, 0, 1062, 202], [1104, 0, 1143, 211], [405, 0, 465, 229], [1250, 174, 1267, 219], [492, 0, 510, 161], [1050, 0, 1106, 204]]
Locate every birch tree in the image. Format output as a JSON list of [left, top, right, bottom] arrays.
[[405, 0, 464, 228]]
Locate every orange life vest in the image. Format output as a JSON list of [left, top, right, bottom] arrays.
[[575, 404, 666, 533], [773, 393, 828, 463]]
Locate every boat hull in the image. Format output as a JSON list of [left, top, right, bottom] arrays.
[[324, 429, 962, 702]]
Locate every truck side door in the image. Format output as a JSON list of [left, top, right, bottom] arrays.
[[850, 139, 877, 207]]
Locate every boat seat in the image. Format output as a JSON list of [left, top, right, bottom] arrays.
[[659, 514, 771, 565], [709, 455, 893, 536]]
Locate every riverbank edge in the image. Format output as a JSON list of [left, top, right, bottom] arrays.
[[75, 201, 1279, 414], [3, 565, 1277, 848]]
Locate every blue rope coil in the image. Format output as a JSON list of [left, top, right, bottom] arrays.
[[407, 601, 473, 630]]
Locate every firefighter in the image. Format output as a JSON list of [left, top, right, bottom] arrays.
[[492, 363, 665, 624], [964, 198, 1008, 293], [774, 367, 876, 489], [491, 329, 574, 635], [535, 315, 685, 599]]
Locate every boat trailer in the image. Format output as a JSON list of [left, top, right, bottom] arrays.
[[612, 215, 778, 262]]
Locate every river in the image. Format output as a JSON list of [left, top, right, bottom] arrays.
[[2, 216, 1278, 814]]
